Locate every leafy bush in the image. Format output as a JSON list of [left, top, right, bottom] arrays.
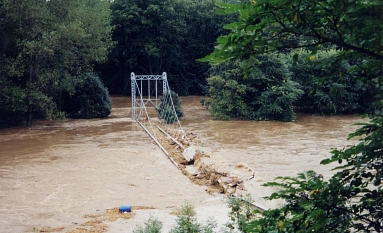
[[159, 105, 178, 124], [62, 73, 112, 119], [283, 49, 373, 115], [207, 49, 378, 118], [207, 75, 250, 120], [133, 217, 163, 233], [200, 98, 206, 106], [0, 81, 27, 128], [207, 54, 303, 121], [133, 202, 217, 233], [200, 98, 210, 109], [170, 202, 217, 233], [157, 90, 183, 124], [255, 79, 303, 121], [224, 195, 258, 232]]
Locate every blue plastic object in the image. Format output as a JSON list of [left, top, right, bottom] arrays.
[[119, 205, 132, 212]]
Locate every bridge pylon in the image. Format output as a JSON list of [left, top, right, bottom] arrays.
[[131, 72, 196, 165], [131, 72, 167, 120]]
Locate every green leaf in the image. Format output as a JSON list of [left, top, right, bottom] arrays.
[[293, 53, 299, 62]]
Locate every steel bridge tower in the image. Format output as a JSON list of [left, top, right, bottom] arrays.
[[131, 72, 168, 120]]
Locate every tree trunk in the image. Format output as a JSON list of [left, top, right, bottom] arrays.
[[26, 64, 33, 127], [26, 104, 33, 127]]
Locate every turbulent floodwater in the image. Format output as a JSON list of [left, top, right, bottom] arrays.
[[0, 96, 364, 232]]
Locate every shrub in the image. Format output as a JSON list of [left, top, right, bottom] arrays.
[[255, 79, 303, 121], [224, 195, 258, 232], [157, 90, 183, 124], [133, 202, 217, 233], [206, 54, 303, 121], [159, 105, 178, 124], [133, 217, 163, 233], [170, 202, 217, 233], [207, 75, 250, 120], [200, 98, 206, 106], [283, 49, 373, 115], [62, 73, 112, 118], [0, 81, 27, 128], [200, 98, 210, 109]]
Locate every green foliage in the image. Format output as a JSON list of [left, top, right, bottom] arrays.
[[199, 0, 383, 64], [62, 74, 112, 119], [133, 217, 163, 233], [207, 75, 249, 120], [133, 202, 217, 233], [159, 105, 178, 124], [281, 49, 377, 115], [200, 98, 206, 107], [0, 0, 113, 126], [199, 0, 383, 116], [170, 202, 217, 233], [157, 90, 183, 124], [321, 116, 383, 232], [207, 54, 302, 121], [256, 171, 353, 232], [100, 0, 237, 95], [255, 79, 303, 121], [0, 80, 27, 128], [225, 195, 258, 232], [199, 0, 383, 232], [200, 98, 210, 109]]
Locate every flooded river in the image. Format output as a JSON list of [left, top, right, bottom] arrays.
[[0, 96, 364, 232]]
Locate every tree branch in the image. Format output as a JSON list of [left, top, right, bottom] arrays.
[[276, 42, 323, 50], [297, 13, 383, 60], [323, 38, 383, 60], [331, 204, 380, 232]]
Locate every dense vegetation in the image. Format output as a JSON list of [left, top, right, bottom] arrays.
[[206, 54, 303, 121], [204, 48, 379, 121], [200, 0, 383, 232], [96, 0, 240, 95], [61, 73, 112, 119], [1, 0, 382, 232], [0, 0, 239, 127], [2, 0, 380, 126], [0, 0, 113, 127]]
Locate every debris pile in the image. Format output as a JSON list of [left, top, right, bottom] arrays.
[[151, 125, 248, 196]]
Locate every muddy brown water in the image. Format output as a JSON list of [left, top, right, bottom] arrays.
[[0, 96, 364, 232]]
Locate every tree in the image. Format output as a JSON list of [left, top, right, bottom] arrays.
[[98, 0, 237, 95], [3, 0, 58, 126], [199, 0, 383, 63], [0, 0, 113, 126], [207, 54, 303, 121], [199, 0, 383, 231], [281, 49, 377, 115], [61, 74, 112, 119]]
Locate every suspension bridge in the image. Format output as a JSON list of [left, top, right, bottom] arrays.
[[130, 72, 197, 168], [130, 72, 268, 210]]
